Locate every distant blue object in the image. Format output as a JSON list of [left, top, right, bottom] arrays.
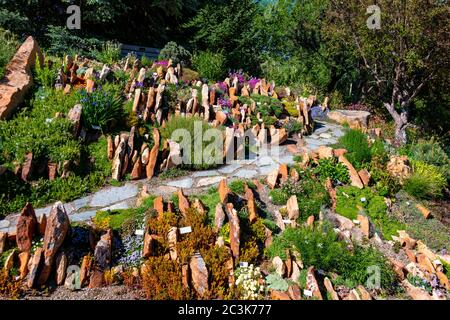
[[120, 43, 160, 59], [311, 105, 329, 120]]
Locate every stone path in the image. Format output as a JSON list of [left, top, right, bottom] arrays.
[[0, 120, 345, 234]]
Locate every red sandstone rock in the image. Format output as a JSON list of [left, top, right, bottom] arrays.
[[16, 202, 37, 252], [38, 202, 70, 285]]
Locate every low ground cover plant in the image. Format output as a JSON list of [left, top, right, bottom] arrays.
[[336, 186, 405, 240], [266, 224, 396, 290], [270, 168, 330, 221]]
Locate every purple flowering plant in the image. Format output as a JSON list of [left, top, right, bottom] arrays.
[[218, 97, 232, 109], [248, 77, 260, 90], [228, 69, 246, 84], [216, 81, 228, 93], [154, 60, 169, 67]]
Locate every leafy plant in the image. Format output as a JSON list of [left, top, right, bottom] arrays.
[[407, 137, 450, 181], [158, 41, 191, 66], [279, 170, 330, 220], [93, 41, 122, 65], [269, 188, 289, 206], [283, 118, 303, 136], [34, 56, 59, 89], [404, 161, 446, 199], [251, 94, 283, 118], [336, 129, 371, 170], [77, 84, 124, 132], [369, 160, 400, 197], [228, 179, 255, 195], [407, 274, 432, 294], [314, 158, 350, 184], [336, 186, 405, 239], [266, 225, 395, 289]]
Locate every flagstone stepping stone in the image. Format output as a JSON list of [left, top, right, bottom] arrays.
[[166, 177, 194, 189], [319, 133, 332, 139], [192, 170, 219, 178], [69, 210, 98, 223], [332, 128, 344, 137], [256, 156, 276, 167], [275, 154, 294, 165], [321, 138, 338, 145], [196, 176, 226, 187], [259, 163, 279, 175], [154, 185, 179, 195], [313, 126, 329, 134], [101, 200, 132, 211], [218, 163, 241, 174], [0, 220, 10, 229], [89, 184, 139, 207], [67, 197, 91, 212], [234, 169, 258, 179]]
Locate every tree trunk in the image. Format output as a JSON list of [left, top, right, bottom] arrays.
[[383, 102, 408, 146], [394, 118, 407, 146]]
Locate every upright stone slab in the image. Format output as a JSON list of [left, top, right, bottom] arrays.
[[0, 36, 44, 119], [38, 202, 70, 285]]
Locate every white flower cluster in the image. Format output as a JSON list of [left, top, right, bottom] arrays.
[[235, 264, 265, 300]]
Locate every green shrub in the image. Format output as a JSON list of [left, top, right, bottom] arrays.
[[158, 41, 191, 66], [337, 129, 371, 170], [86, 136, 112, 177], [93, 41, 122, 65], [0, 91, 113, 218], [228, 179, 255, 195], [34, 56, 59, 89], [404, 161, 446, 199], [161, 116, 222, 170], [314, 158, 350, 184], [369, 161, 400, 197], [282, 101, 299, 117], [0, 28, 18, 79], [251, 94, 283, 118], [266, 225, 395, 289], [336, 186, 405, 240], [192, 51, 226, 81], [45, 26, 104, 57], [0, 87, 80, 165], [269, 189, 289, 205], [77, 84, 124, 132], [279, 170, 330, 220], [197, 187, 221, 224], [407, 137, 450, 181], [283, 118, 303, 136], [370, 138, 388, 163], [94, 208, 143, 232], [140, 54, 153, 68]]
